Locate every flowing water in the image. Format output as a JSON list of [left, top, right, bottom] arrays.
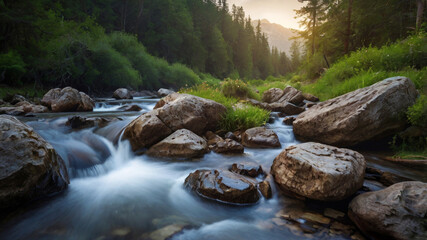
[[0, 98, 425, 240]]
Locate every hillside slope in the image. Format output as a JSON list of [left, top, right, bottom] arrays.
[[253, 19, 298, 54]]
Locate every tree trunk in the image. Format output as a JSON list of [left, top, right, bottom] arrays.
[[312, 7, 316, 55], [122, 0, 128, 32], [135, 0, 145, 36], [416, 0, 425, 32], [345, 0, 353, 54]]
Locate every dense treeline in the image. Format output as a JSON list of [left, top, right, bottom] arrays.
[[295, 0, 426, 79], [0, 0, 292, 92]]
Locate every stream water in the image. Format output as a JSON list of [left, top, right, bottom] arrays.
[[0, 98, 425, 240]]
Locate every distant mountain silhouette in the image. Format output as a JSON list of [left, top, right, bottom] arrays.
[[252, 19, 298, 55]]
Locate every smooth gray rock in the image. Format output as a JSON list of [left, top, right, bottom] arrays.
[[271, 142, 366, 201], [146, 129, 208, 158], [349, 181, 427, 240], [293, 77, 418, 147]]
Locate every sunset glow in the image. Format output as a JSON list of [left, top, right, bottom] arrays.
[[228, 0, 306, 29]]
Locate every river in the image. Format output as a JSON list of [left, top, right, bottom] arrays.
[[0, 97, 425, 240]]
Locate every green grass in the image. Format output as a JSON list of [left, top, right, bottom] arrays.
[[181, 82, 270, 132], [393, 149, 427, 160], [221, 78, 259, 100], [302, 68, 427, 101], [300, 32, 427, 101], [220, 104, 270, 132], [407, 94, 427, 128], [0, 85, 46, 99], [180, 82, 237, 109]]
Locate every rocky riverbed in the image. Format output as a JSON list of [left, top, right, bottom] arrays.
[[0, 78, 426, 240]]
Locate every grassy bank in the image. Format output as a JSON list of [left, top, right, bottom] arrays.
[[181, 80, 270, 132], [0, 85, 46, 99]]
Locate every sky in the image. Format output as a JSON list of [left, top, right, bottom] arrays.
[[227, 0, 306, 30]]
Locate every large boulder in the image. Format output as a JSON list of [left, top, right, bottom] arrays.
[[184, 169, 260, 204], [113, 88, 133, 99], [349, 181, 427, 240], [277, 86, 304, 105], [271, 142, 366, 201], [41, 87, 95, 112], [122, 110, 172, 151], [155, 94, 227, 135], [146, 129, 208, 158], [242, 127, 281, 148], [262, 88, 284, 103], [293, 77, 418, 147], [0, 115, 69, 210]]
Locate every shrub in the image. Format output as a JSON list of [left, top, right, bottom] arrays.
[[0, 51, 26, 86], [407, 94, 427, 128], [221, 78, 258, 99], [220, 104, 270, 132]]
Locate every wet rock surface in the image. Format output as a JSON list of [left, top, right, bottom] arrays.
[[242, 127, 281, 148], [118, 104, 142, 112], [41, 87, 95, 112], [213, 139, 244, 154], [0, 101, 48, 116], [267, 102, 305, 115], [229, 162, 264, 178], [349, 181, 427, 240], [146, 129, 208, 158], [205, 131, 223, 146], [113, 88, 133, 99], [122, 110, 173, 151], [293, 77, 419, 146], [155, 94, 227, 135], [0, 115, 69, 211], [271, 142, 366, 201], [66, 116, 118, 129], [283, 116, 296, 125], [184, 169, 260, 204]]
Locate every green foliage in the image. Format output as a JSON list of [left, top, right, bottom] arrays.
[[0, 51, 26, 86], [253, 78, 295, 97], [303, 68, 427, 101], [407, 95, 427, 128], [181, 82, 269, 132], [220, 105, 270, 132], [302, 33, 427, 100], [0, 85, 45, 99], [180, 82, 237, 109], [221, 79, 258, 100], [391, 135, 427, 159], [299, 52, 328, 80]]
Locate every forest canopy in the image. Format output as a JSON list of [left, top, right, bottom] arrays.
[[0, 0, 292, 93]]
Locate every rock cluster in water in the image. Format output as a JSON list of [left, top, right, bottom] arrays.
[[248, 85, 316, 116], [41, 87, 95, 112]]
